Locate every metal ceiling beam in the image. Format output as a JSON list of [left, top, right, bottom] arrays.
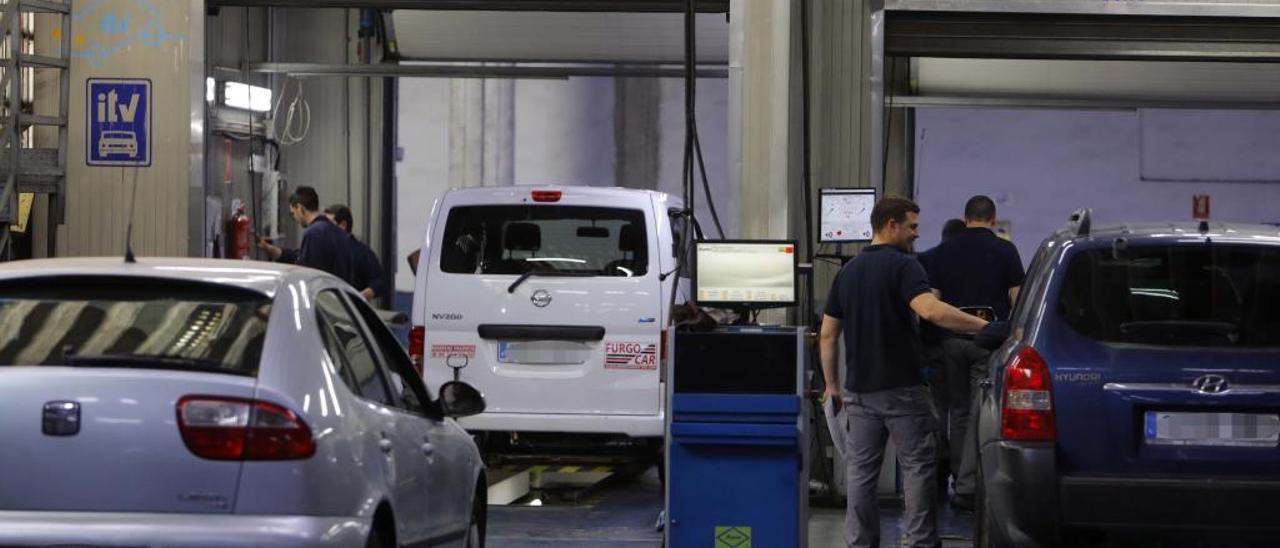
[[886, 12, 1280, 62], [208, 0, 729, 12], [885, 0, 1280, 18], [890, 94, 1280, 111], [245, 62, 728, 78]]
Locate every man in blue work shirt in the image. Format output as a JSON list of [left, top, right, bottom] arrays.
[[257, 186, 355, 286], [918, 195, 1025, 511], [324, 203, 388, 302], [820, 196, 988, 548]]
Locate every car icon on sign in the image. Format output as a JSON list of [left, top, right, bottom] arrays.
[[98, 130, 138, 158]]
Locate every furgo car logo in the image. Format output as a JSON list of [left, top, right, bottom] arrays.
[[531, 289, 552, 308], [1192, 374, 1231, 394]]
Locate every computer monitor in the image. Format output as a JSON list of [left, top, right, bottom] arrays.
[[819, 187, 877, 243], [693, 240, 798, 308]]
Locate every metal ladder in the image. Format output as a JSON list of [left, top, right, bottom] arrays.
[[0, 0, 69, 260]]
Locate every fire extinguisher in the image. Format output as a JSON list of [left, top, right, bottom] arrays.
[[227, 199, 252, 260]]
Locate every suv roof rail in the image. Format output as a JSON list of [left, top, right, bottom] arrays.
[[1066, 208, 1092, 237]]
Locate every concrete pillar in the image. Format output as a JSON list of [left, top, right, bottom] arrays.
[[449, 79, 485, 187], [483, 78, 515, 186], [730, 0, 800, 240], [62, 0, 205, 257], [450, 77, 514, 187], [614, 75, 661, 190]]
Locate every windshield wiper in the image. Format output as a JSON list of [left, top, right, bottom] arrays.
[[507, 271, 593, 293], [62, 353, 252, 377]]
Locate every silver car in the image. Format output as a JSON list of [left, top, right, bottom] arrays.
[[0, 258, 488, 548]]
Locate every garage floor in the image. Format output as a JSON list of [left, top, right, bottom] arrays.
[[487, 469, 975, 548]]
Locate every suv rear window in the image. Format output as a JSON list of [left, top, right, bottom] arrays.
[[0, 276, 272, 374], [439, 205, 649, 277], [1058, 244, 1280, 347]]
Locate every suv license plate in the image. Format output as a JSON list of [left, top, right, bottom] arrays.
[[1145, 411, 1280, 448]]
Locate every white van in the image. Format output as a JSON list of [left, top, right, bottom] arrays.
[[410, 186, 686, 455]]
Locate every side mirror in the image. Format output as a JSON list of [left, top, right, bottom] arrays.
[[974, 321, 1012, 351], [439, 381, 486, 418]]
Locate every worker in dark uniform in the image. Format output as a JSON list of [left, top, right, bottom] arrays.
[[257, 186, 355, 286], [820, 196, 988, 548], [324, 203, 388, 302], [918, 195, 1025, 511], [917, 217, 968, 491]]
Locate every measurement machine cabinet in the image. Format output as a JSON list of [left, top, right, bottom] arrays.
[[665, 325, 809, 548]]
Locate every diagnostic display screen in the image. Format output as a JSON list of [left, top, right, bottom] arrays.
[[820, 188, 877, 243], [694, 241, 797, 307]]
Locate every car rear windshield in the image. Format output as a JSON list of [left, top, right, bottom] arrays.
[[0, 276, 272, 374], [1058, 244, 1280, 347], [439, 205, 649, 277]]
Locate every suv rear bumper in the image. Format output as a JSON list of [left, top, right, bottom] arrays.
[[460, 411, 663, 437], [981, 440, 1059, 547], [985, 441, 1280, 544], [1061, 475, 1280, 532], [0, 511, 369, 547]]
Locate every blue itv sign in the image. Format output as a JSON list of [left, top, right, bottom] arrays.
[[87, 78, 151, 167]]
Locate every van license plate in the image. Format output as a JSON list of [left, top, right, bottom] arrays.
[[496, 340, 589, 365], [1145, 411, 1280, 448]]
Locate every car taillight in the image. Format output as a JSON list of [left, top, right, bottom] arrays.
[[177, 396, 315, 460], [1001, 347, 1056, 442], [410, 325, 426, 374], [531, 190, 562, 202]]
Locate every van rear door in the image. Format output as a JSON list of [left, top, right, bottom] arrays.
[[423, 191, 662, 419]]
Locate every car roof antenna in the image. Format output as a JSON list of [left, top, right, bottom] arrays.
[[124, 166, 140, 263]]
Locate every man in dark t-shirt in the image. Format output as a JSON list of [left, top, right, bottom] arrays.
[[820, 196, 988, 548], [919, 195, 1025, 510]]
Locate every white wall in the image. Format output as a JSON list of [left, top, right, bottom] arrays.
[[914, 108, 1280, 265], [658, 78, 735, 238], [395, 75, 731, 293], [514, 77, 616, 186], [394, 78, 451, 291]]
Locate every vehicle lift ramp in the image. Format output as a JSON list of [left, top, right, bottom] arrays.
[[0, 0, 69, 260]]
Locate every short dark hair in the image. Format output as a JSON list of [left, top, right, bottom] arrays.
[[870, 196, 920, 232], [288, 186, 320, 212], [964, 195, 996, 222], [324, 203, 354, 232], [942, 218, 966, 240]]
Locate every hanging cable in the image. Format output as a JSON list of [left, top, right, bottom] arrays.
[[881, 57, 895, 190], [272, 76, 311, 147], [800, 0, 816, 327]]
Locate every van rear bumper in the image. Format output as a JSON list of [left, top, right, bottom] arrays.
[[460, 412, 664, 438]]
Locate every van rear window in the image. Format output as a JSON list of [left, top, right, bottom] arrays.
[[439, 205, 649, 277], [0, 277, 271, 374], [1057, 244, 1280, 347]]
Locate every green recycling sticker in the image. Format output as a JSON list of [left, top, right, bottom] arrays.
[[714, 526, 751, 548]]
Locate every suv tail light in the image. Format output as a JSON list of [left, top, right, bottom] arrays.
[[177, 396, 315, 460], [1001, 347, 1056, 442], [410, 325, 426, 374], [531, 190, 562, 202]]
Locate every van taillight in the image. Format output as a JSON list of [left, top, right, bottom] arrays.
[[410, 326, 426, 374], [177, 396, 315, 460], [659, 330, 668, 382], [531, 190, 562, 202], [1001, 347, 1056, 442]]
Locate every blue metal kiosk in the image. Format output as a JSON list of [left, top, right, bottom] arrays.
[[665, 325, 809, 548]]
